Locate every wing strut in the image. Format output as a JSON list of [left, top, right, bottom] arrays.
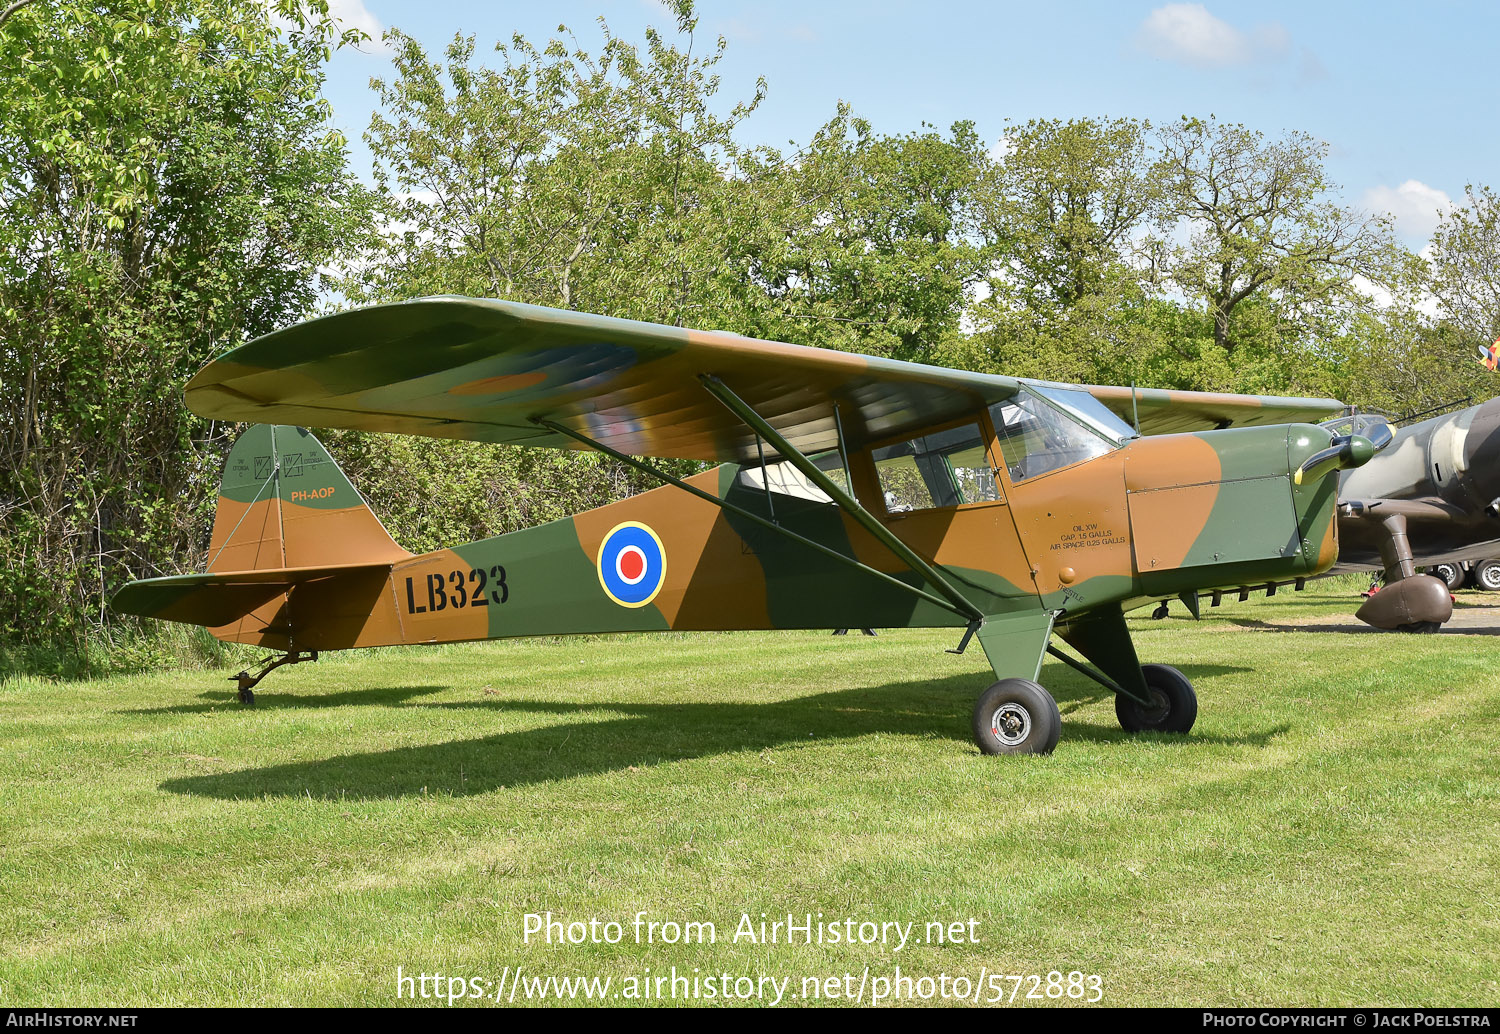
[[531, 418, 972, 619], [698, 375, 985, 623]]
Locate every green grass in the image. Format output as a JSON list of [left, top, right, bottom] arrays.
[[2, 586, 1498, 1007]]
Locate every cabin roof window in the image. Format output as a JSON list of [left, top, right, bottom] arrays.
[[1027, 384, 1140, 444], [736, 450, 849, 503]]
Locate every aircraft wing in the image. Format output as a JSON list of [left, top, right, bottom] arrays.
[[186, 297, 1021, 463], [1033, 381, 1342, 436]]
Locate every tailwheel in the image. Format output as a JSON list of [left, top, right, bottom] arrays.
[[973, 679, 1061, 756], [228, 650, 317, 706], [1115, 663, 1197, 735]]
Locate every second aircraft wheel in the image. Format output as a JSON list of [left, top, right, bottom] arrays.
[[1115, 663, 1197, 734], [1474, 559, 1500, 592]]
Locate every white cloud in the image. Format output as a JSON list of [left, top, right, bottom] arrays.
[[1359, 180, 1454, 242], [1136, 4, 1293, 68], [1351, 270, 1443, 318], [713, 14, 818, 45], [269, 0, 389, 55], [1350, 273, 1394, 310], [327, 0, 389, 55]]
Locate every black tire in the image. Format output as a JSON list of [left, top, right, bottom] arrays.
[[1115, 663, 1197, 734], [1474, 559, 1500, 592], [1430, 562, 1466, 591], [972, 679, 1061, 756], [237, 687, 256, 705], [1395, 620, 1441, 634]]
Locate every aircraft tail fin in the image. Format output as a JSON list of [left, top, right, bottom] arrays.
[[111, 426, 408, 647], [206, 424, 408, 573]]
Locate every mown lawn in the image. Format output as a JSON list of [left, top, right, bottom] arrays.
[[2, 587, 1498, 1007]]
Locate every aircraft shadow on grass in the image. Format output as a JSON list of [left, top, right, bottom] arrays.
[[158, 662, 1282, 801], [121, 683, 451, 715]]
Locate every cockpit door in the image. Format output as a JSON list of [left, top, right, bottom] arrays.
[[986, 389, 1136, 607]]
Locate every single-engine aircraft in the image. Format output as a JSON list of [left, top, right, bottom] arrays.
[[1320, 399, 1500, 631], [113, 297, 1379, 755]]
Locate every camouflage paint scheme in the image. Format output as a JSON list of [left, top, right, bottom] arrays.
[[113, 297, 1360, 723], [1114, 395, 1500, 630]]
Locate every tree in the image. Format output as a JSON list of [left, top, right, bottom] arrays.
[[1428, 184, 1500, 343], [739, 114, 992, 362], [982, 117, 1156, 312], [959, 117, 1161, 389], [0, 0, 375, 652], [1307, 312, 1493, 417], [358, 7, 764, 326], [350, 7, 772, 526], [1150, 117, 1394, 353]]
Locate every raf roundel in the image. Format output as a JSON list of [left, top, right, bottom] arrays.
[[596, 521, 667, 608]]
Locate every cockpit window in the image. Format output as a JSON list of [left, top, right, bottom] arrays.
[[873, 422, 999, 512], [1318, 412, 1392, 439], [1028, 385, 1140, 443], [990, 389, 1118, 482]]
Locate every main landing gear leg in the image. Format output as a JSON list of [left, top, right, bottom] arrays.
[[230, 650, 318, 705], [964, 606, 1201, 755], [1054, 604, 1198, 736], [1352, 512, 1453, 632], [969, 612, 1061, 756]]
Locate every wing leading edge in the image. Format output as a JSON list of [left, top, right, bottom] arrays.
[[1043, 381, 1342, 436]]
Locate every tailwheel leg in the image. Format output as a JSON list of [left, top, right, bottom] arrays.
[[1114, 663, 1197, 734], [228, 650, 318, 705], [972, 679, 1061, 756]]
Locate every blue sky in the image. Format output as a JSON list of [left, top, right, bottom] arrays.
[[319, 0, 1498, 250]]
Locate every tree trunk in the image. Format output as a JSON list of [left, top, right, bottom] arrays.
[[1214, 302, 1230, 352]]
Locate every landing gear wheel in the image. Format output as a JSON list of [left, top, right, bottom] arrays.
[[1430, 562, 1465, 591], [1115, 663, 1197, 734], [972, 679, 1061, 756], [1395, 620, 1441, 634], [237, 685, 256, 706], [1474, 559, 1500, 592]]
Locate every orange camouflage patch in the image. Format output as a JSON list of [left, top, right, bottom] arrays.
[[448, 371, 550, 396], [1123, 435, 1224, 572]]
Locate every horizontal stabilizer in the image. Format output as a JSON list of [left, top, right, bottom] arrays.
[[112, 563, 393, 628]]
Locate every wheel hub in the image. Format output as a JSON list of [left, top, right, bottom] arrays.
[[1137, 687, 1170, 722], [990, 703, 1032, 746]]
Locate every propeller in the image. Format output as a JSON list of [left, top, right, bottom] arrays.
[[1293, 422, 1390, 486]]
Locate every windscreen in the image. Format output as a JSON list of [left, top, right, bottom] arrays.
[[990, 389, 1121, 482]]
